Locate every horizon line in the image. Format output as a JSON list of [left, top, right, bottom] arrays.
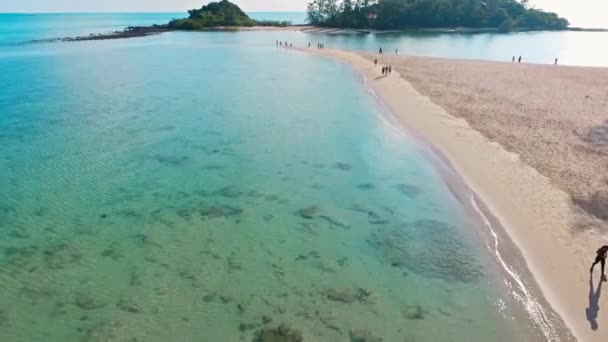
[[0, 10, 306, 14]]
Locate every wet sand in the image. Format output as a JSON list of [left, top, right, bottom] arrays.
[[301, 48, 608, 341]]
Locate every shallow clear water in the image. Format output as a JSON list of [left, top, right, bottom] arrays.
[[2, 13, 608, 66], [0, 13, 185, 44], [0, 18, 565, 342]]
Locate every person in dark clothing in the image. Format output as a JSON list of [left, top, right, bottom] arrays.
[[518, 56, 522, 63], [379, 47, 383, 54], [374, 58, 378, 66], [555, 57, 558, 65], [591, 245, 608, 281], [512, 56, 515, 62], [382, 66, 386, 76], [389, 66, 392, 74]]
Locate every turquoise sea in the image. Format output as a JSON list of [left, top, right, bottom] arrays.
[[0, 13, 578, 341]]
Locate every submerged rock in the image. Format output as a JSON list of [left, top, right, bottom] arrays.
[[253, 324, 303, 342], [202, 293, 216, 302], [84, 320, 128, 342], [324, 288, 371, 304], [152, 154, 189, 167], [319, 215, 350, 229], [44, 243, 82, 269], [199, 204, 243, 219], [116, 298, 142, 313], [333, 162, 353, 171], [214, 186, 244, 198], [401, 305, 425, 320], [396, 184, 422, 198], [357, 183, 375, 190], [130, 271, 143, 286], [75, 293, 106, 310], [4, 245, 38, 266], [240, 321, 259, 332], [297, 206, 319, 219], [350, 329, 383, 342], [367, 211, 389, 225], [264, 194, 280, 201], [319, 314, 340, 331], [349, 204, 389, 225], [325, 289, 355, 303], [100, 244, 122, 259], [367, 220, 483, 283]]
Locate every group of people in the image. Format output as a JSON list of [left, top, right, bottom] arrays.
[[512, 56, 559, 65], [378, 47, 399, 55], [276, 41, 326, 49], [374, 58, 392, 76], [276, 41, 292, 48], [382, 65, 393, 76]]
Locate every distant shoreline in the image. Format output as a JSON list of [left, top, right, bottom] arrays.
[[21, 23, 608, 45]]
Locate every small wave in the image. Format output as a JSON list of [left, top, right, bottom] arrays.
[[470, 193, 561, 342]]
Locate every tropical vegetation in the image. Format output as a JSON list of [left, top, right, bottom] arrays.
[[169, 0, 291, 30], [306, 0, 569, 32]]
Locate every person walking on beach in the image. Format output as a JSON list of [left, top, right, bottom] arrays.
[[374, 58, 378, 67], [389, 66, 392, 74], [512, 56, 515, 62], [379, 47, 383, 54], [518, 56, 522, 63], [395, 49, 398, 55], [555, 57, 558, 65], [591, 245, 608, 281], [308, 42, 311, 48], [381, 66, 386, 76]]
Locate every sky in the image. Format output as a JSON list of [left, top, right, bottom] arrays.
[[0, 0, 606, 28]]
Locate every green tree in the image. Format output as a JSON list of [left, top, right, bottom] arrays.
[[498, 15, 515, 32], [305, 0, 569, 31]]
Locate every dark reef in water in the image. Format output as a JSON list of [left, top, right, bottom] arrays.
[[357, 183, 375, 190], [253, 324, 303, 342], [349, 329, 383, 342], [401, 305, 426, 320], [199, 204, 243, 220], [367, 219, 484, 283], [24, 25, 170, 44], [323, 288, 372, 304], [396, 184, 422, 198], [349, 204, 390, 225], [44, 242, 82, 270], [333, 162, 353, 171], [75, 293, 107, 310]]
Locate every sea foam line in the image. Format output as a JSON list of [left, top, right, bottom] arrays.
[[470, 193, 560, 342]]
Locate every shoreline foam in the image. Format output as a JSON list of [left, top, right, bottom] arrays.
[[298, 47, 606, 341]]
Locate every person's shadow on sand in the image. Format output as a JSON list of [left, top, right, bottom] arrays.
[[586, 274, 604, 330]]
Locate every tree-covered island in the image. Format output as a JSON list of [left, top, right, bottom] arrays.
[[168, 0, 290, 29], [306, 0, 569, 32]]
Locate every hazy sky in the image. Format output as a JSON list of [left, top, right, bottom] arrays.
[[0, 0, 606, 28]]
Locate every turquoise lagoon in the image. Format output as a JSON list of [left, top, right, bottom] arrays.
[[0, 18, 572, 342]]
